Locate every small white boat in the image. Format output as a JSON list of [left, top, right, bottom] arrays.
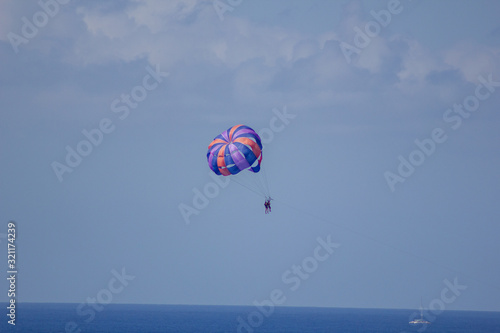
[[409, 299, 431, 325]]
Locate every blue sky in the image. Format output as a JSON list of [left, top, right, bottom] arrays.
[[1, 0, 500, 314]]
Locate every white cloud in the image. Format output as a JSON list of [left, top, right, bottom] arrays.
[[126, 0, 204, 33], [5, 0, 499, 120], [444, 41, 500, 83], [355, 37, 391, 73], [79, 8, 135, 40], [291, 38, 319, 62], [395, 37, 443, 90]]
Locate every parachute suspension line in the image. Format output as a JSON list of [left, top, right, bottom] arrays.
[[260, 164, 271, 198], [230, 177, 266, 198], [254, 170, 269, 198], [227, 164, 269, 199]]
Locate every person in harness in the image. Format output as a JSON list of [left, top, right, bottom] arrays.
[[264, 197, 272, 214]]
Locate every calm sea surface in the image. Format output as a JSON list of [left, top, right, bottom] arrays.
[[1, 303, 499, 332]]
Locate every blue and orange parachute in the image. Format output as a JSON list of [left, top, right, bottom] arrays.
[[207, 124, 263, 176]]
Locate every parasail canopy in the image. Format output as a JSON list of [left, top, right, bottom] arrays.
[[207, 124, 263, 176]]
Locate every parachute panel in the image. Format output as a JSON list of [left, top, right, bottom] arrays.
[[207, 124, 263, 176]]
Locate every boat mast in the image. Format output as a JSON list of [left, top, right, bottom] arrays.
[[419, 297, 424, 319]]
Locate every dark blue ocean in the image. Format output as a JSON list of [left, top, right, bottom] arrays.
[[1, 303, 499, 332]]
